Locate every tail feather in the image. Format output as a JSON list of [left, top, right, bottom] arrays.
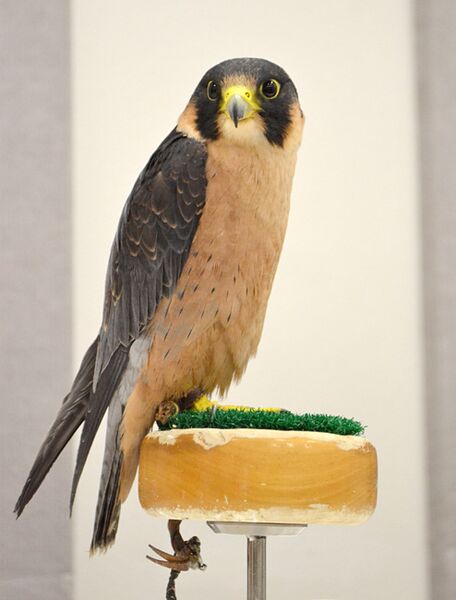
[[69, 344, 129, 512], [15, 336, 99, 517], [16, 328, 146, 554], [90, 388, 125, 553], [89, 335, 150, 552], [90, 438, 123, 553]]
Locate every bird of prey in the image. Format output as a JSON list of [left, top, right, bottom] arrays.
[[15, 58, 304, 564]]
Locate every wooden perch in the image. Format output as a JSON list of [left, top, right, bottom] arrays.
[[139, 429, 377, 524]]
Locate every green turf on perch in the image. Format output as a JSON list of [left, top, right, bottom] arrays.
[[157, 408, 365, 436]]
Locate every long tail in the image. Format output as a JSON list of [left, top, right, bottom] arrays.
[[67, 341, 130, 553], [89, 399, 124, 553], [14, 336, 99, 517], [15, 334, 144, 554], [89, 335, 150, 553]]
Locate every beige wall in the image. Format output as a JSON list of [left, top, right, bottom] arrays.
[[72, 1, 428, 598]]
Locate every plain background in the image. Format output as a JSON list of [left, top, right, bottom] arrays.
[[0, 2, 72, 599], [72, 1, 428, 599]]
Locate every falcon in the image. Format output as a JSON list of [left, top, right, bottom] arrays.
[[15, 58, 304, 565]]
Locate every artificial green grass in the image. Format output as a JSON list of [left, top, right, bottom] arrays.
[[157, 408, 365, 436]]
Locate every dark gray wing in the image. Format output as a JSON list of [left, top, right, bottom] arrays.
[[71, 129, 208, 509], [94, 128, 208, 387]]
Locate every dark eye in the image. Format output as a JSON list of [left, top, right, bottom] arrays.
[[206, 80, 219, 101], [260, 79, 280, 99]]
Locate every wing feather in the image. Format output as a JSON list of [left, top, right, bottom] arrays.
[[91, 129, 207, 389], [73, 130, 208, 547], [16, 129, 208, 548]]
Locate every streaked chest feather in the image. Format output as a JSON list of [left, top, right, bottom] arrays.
[[147, 138, 298, 391], [185, 137, 298, 310]]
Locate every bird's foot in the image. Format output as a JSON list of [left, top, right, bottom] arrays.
[[146, 520, 205, 599], [155, 389, 205, 426], [155, 400, 179, 426], [147, 536, 206, 572]]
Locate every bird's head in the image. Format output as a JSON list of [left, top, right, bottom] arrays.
[[178, 58, 304, 150]]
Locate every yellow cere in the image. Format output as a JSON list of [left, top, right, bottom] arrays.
[[220, 85, 261, 114], [192, 395, 282, 413]]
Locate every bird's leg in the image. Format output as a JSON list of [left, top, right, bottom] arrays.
[[169, 519, 206, 571], [147, 519, 206, 571], [147, 520, 206, 599], [155, 400, 179, 426], [146, 520, 206, 600], [155, 388, 204, 426]]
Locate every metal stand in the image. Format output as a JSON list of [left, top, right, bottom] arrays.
[[207, 522, 306, 600], [247, 535, 266, 600]]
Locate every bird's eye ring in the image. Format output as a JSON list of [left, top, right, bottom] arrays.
[[260, 79, 280, 100], [207, 80, 219, 101]]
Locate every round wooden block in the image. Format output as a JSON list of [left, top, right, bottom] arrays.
[[138, 429, 377, 525]]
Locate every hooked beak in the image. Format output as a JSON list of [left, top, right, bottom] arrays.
[[226, 95, 248, 128], [221, 85, 260, 128]]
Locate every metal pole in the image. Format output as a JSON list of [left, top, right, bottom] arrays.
[[247, 535, 266, 600], [208, 522, 305, 599]]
